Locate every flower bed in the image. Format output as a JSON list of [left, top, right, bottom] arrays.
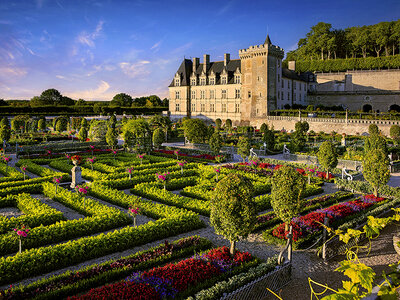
[[0, 236, 212, 300], [68, 247, 257, 300], [263, 194, 389, 249]]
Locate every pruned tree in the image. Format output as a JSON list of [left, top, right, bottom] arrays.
[[183, 118, 208, 143], [152, 128, 165, 149], [106, 126, 118, 149], [271, 166, 306, 230], [389, 125, 400, 145], [78, 127, 88, 142], [209, 132, 222, 155], [363, 149, 390, 197], [215, 118, 222, 132], [237, 136, 251, 162], [211, 173, 257, 256], [317, 140, 338, 179]]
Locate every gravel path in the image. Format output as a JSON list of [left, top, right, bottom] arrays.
[[0, 207, 23, 218], [31, 194, 84, 220]]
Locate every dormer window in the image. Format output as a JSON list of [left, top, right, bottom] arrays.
[[209, 78, 215, 85], [234, 75, 241, 84], [175, 79, 180, 86], [200, 78, 206, 86], [191, 78, 196, 86], [221, 77, 227, 85]]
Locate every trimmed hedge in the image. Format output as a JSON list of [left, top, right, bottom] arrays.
[[295, 55, 400, 73]]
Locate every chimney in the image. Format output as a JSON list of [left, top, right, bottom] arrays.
[[193, 57, 199, 73], [224, 53, 230, 66], [288, 61, 296, 71], [203, 54, 210, 73]]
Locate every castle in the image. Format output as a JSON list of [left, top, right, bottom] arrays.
[[168, 36, 400, 126]]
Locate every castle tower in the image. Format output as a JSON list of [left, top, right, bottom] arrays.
[[239, 35, 284, 124]]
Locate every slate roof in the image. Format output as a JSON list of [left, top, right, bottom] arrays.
[[169, 59, 241, 87]]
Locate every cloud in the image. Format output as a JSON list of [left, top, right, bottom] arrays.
[[56, 75, 66, 79], [216, 1, 234, 16], [0, 67, 27, 77], [119, 60, 150, 78], [76, 20, 104, 48], [150, 40, 162, 52], [171, 42, 193, 55], [67, 80, 112, 100], [36, 0, 45, 9]]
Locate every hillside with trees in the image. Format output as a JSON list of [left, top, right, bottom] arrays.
[[285, 20, 400, 72]]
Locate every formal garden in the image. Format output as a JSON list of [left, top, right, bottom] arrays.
[[0, 114, 399, 299]]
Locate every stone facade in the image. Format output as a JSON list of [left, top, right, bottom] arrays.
[[168, 36, 314, 126], [168, 36, 400, 126]]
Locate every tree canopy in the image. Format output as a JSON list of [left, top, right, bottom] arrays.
[[111, 93, 133, 107], [317, 140, 338, 179], [285, 20, 400, 63], [182, 119, 207, 143], [363, 149, 390, 197], [211, 173, 256, 255]]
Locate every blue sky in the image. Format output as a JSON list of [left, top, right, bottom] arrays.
[[0, 0, 399, 101]]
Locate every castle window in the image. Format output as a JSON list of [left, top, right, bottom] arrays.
[[288, 92, 290, 100], [281, 91, 283, 100], [191, 78, 196, 86], [221, 77, 227, 85], [175, 91, 180, 99], [210, 90, 215, 99], [210, 103, 215, 112], [282, 80, 284, 88], [277, 92, 280, 100], [222, 103, 227, 112], [175, 79, 180, 86], [234, 75, 241, 84], [259, 92, 262, 97], [200, 78, 206, 86], [222, 90, 227, 99], [304, 84, 306, 91], [201, 104, 205, 112], [288, 81, 291, 89], [294, 82, 296, 90], [200, 90, 205, 99], [262, 60, 264, 64], [248, 91, 251, 98], [210, 78, 215, 85], [235, 103, 240, 113], [191, 90, 196, 99], [191, 103, 196, 112], [278, 60, 280, 68], [278, 74, 280, 82], [256, 108, 259, 115], [235, 89, 240, 99], [175, 103, 180, 111]]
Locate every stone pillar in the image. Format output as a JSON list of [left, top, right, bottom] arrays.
[[70, 166, 83, 188]]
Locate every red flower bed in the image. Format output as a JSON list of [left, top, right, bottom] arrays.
[[143, 259, 219, 292], [272, 222, 303, 241], [315, 171, 334, 179], [68, 281, 159, 300], [69, 247, 253, 299]]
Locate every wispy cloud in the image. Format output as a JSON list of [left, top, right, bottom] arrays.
[[150, 40, 162, 52], [67, 80, 112, 100], [119, 60, 150, 78], [36, 0, 46, 9], [56, 75, 66, 79], [216, 1, 234, 16], [171, 42, 193, 55], [0, 66, 27, 77], [77, 20, 104, 48]]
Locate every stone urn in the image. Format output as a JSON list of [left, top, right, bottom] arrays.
[[393, 235, 400, 256]]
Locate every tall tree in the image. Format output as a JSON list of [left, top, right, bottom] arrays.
[[182, 119, 207, 143], [111, 93, 133, 107], [237, 136, 251, 162]]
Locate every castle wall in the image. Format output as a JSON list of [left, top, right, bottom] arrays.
[[249, 116, 400, 136], [308, 92, 400, 112], [316, 69, 400, 92]]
